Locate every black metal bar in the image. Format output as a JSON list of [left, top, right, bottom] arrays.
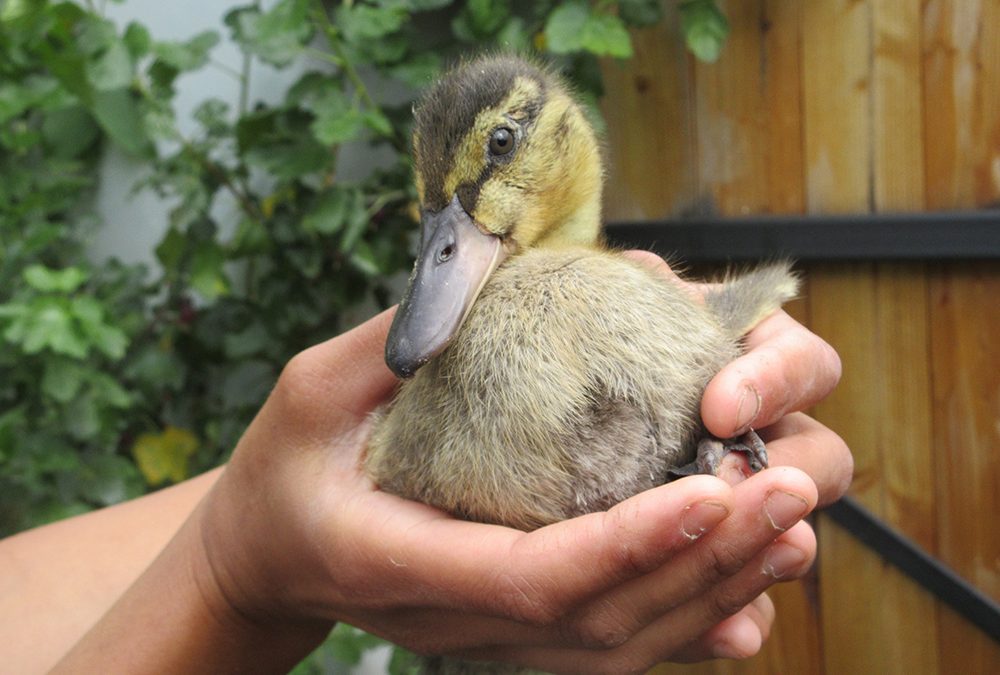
[[605, 209, 1000, 261], [824, 496, 1000, 644]]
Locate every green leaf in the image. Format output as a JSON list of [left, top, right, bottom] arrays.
[[222, 321, 270, 359], [190, 241, 230, 302], [42, 106, 101, 158], [2, 298, 84, 356], [193, 98, 229, 135], [619, 0, 663, 27], [544, 1, 588, 53], [337, 3, 407, 43], [349, 239, 380, 277], [680, 0, 730, 62], [226, 0, 311, 67], [125, 345, 186, 391], [496, 17, 531, 52], [90, 372, 133, 408], [90, 88, 152, 156], [123, 22, 152, 59], [132, 426, 199, 486], [77, 454, 137, 506], [230, 217, 271, 255], [23, 264, 88, 292], [155, 226, 186, 271], [64, 391, 101, 440], [77, 16, 118, 56], [71, 296, 129, 360], [580, 12, 633, 58], [408, 0, 452, 10], [339, 191, 370, 253], [308, 88, 364, 146], [302, 188, 350, 235], [387, 52, 441, 88], [220, 360, 275, 411], [0, 0, 33, 23], [42, 359, 87, 403], [86, 39, 134, 91], [468, 0, 508, 34], [363, 108, 393, 138], [153, 30, 220, 72]]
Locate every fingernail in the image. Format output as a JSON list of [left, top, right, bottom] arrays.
[[763, 490, 810, 531], [761, 543, 808, 579], [734, 384, 762, 435], [681, 500, 730, 540], [712, 639, 743, 659]]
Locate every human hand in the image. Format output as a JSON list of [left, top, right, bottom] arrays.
[[618, 250, 850, 662], [622, 250, 850, 502], [185, 300, 827, 673]]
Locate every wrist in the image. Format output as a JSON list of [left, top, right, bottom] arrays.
[[53, 501, 333, 674]]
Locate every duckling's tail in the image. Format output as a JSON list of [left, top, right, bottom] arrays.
[[704, 261, 799, 338]]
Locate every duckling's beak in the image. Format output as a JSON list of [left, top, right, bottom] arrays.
[[385, 195, 507, 378]]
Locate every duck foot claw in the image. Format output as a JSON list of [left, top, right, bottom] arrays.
[[667, 431, 768, 481]]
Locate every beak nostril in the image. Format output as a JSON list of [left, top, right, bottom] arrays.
[[438, 245, 455, 263]]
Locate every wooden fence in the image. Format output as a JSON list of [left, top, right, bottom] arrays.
[[598, 1, 1000, 672]]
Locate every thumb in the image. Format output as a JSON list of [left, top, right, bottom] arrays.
[[264, 308, 399, 441]]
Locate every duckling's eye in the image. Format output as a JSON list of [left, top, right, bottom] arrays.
[[488, 127, 515, 157]]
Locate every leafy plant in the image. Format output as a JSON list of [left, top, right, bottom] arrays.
[[0, 0, 726, 669]]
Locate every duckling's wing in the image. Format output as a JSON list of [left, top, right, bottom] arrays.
[[704, 262, 799, 338]]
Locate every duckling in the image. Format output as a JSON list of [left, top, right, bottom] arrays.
[[365, 55, 797, 533]]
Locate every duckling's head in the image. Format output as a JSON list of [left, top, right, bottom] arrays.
[[385, 55, 604, 378]]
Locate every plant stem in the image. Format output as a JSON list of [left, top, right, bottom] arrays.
[[310, 0, 378, 112], [366, 190, 407, 217]]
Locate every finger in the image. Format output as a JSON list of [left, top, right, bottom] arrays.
[[619, 250, 703, 301], [760, 413, 853, 507], [475, 523, 813, 674], [674, 587, 776, 663], [701, 310, 842, 438], [337, 475, 735, 624], [563, 467, 816, 648], [269, 307, 399, 435]]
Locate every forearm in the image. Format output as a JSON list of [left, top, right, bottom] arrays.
[[0, 467, 222, 673], [51, 498, 331, 675]]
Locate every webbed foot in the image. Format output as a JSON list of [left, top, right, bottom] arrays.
[[667, 430, 768, 481]]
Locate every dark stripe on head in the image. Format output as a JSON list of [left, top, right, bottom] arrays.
[[413, 55, 550, 212]]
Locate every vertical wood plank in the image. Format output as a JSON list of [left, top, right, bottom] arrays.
[[929, 262, 1000, 672], [809, 263, 939, 674], [809, 263, 889, 674], [801, 0, 871, 213], [600, 3, 697, 221], [761, 0, 806, 215], [692, 0, 770, 216], [922, 0, 1000, 210], [873, 0, 927, 211], [922, 2, 1000, 666]]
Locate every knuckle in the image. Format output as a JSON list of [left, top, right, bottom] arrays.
[[708, 585, 754, 621], [568, 604, 634, 650], [698, 539, 747, 584], [494, 573, 561, 626], [817, 338, 843, 386], [274, 351, 317, 407], [832, 435, 855, 500]]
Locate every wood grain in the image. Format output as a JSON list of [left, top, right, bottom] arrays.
[[929, 262, 1000, 672], [595, 2, 1000, 672], [922, 0, 1000, 210], [600, 2, 696, 221]]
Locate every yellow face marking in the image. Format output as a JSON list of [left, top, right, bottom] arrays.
[[442, 77, 543, 205]]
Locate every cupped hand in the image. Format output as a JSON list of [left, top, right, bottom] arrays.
[[622, 250, 852, 504], [193, 296, 829, 673]]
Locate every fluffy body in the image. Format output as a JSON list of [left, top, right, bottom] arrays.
[[363, 55, 797, 673], [367, 251, 795, 530]]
